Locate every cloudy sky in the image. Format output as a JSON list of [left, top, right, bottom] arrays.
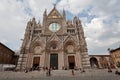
[[0, 0, 120, 55]]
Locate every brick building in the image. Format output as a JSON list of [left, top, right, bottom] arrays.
[[109, 47, 120, 68], [89, 55, 110, 69], [0, 42, 19, 66]]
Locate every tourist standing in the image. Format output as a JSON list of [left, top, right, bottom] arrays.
[[72, 69, 74, 76]]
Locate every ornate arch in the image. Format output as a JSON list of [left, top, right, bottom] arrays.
[[46, 40, 61, 51], [64, 40, 76, 53], [90, 57, 99, 68], [29, 41, 45, 54]]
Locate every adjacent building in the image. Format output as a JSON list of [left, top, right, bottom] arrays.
[[0, 42, 19, 66], [109, 47, 120, 68], [17, 6, 90, 70], [89, 55, 110, 69]]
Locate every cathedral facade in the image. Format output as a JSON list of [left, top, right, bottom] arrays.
[[17, 6, 90, 70]]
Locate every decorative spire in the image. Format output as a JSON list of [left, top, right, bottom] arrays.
[[43, 9, 47, 26], [32, 17, 35, 21], [38, 20, 41, 26], [53, 3, 56, 8], [73, 16, 78, 25], [77, 19, 81, 25], [31, 17, 36, 26], [38, 20, 40, 24], [63, 8, 66, 18], [43, 9, 47, 16]]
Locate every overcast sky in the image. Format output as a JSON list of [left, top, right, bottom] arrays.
[[0, 0, 120, 55]]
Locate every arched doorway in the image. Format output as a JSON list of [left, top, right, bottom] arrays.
[[90, 57, 99, 68], [29, 41, 44, 70], [68, 56, 75, 69], [64, 41, 76, 69], [33, 57, 40, 70], [50, 54, 58, 69], [48, 41, 60, 70]]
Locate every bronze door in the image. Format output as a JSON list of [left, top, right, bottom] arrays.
[[50, 54, 58, 69]]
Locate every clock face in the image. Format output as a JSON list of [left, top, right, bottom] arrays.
[[49, 23, 61, 32]]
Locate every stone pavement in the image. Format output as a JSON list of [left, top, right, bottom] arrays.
[[0, 69, 120, 80]]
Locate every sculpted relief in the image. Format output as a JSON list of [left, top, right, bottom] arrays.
[[67, 45, 74, 53], [34, 46, 42, 54]]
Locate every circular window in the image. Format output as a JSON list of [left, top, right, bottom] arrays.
[[49, 23, 61, 32]]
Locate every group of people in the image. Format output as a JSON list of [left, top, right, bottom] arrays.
[[25, 67, 120, 76], [107, 66, 120, 75], [71, 68, 86, 76], [24, 66, 43, 73], [114, 66, 120, 75], [24, 66, 52, 76], [46, 68, 51, 76], [107, 65, 120, 75]]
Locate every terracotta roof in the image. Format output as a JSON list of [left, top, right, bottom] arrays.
[[0, 42, 15, 54], [110, 47, 120, 53]]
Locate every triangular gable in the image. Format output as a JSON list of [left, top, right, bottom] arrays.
[[32, 34, 45, 45], [47, 8, 62, 18], [47, 33, 61, 42], [64, 35, 77, 44]]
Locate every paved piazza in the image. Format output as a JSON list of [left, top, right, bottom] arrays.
[[0, 69, 120, 80]]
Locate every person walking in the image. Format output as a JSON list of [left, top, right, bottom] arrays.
[[48, 68, 51, 76], [72, 69, 74, 76]]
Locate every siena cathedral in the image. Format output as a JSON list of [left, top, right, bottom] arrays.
[[17, 6, 90, 70]]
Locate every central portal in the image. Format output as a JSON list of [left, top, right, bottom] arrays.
[[50, 54, 58, 69]]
